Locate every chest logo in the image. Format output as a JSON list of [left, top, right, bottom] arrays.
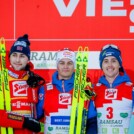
[[12, 81, 29, 96], [59, 93, 71, 105], [105, 88, 117, 99]]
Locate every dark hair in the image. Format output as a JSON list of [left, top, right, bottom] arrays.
[[26, 65, 45, 88]]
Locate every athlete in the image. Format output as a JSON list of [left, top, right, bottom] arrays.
[[36, 48, 97, 134], [0, 34, 45, 134], [94, 44, 133, 134]]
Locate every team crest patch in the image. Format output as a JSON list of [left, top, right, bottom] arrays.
[[125, 82, 133, 86], [59, 93, 71, 105], [105, 88, 117, 99], [46, 84, 53, 90], [38, 93, 44, 100], [96, 83, 102, 86]]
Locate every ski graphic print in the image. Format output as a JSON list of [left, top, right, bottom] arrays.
[[69, 46, 90, 134], [0, 37, 13, 134], [76, 46, 89, 134], [0, 37, 6, 134]]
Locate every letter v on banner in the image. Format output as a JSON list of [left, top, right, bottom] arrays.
[[53, 0, 79, 16]]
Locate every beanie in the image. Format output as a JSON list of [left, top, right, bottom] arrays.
[[56, 48, 75, 65], [99, 44, 122, 68], [9, 34, 30, 59]]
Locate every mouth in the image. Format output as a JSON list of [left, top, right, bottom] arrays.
[[13, 63, 22, 67], [63, 70, 69, 72]]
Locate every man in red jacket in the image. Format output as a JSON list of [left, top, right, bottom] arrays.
[[0, 34, 45, 134]]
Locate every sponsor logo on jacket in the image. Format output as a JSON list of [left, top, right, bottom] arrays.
[[105, 88, 117, 99], [12, 81, 29, 96], [59, 93, 71, 105]]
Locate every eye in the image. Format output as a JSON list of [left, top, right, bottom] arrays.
[[59, 61, 65, 65], [12, 53, 17, 57], [103, 59, 108, 64], [20, 54, 27, 58], [68, 62, 73, 65], [112, 59, 117, 62], [20, 55, 25, 58], [111, 58, 118, 63]]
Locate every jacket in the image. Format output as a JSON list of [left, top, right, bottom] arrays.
[[94, 72, 133, 134], [0, 63, 38, 134], [36, 71, 97, 134]]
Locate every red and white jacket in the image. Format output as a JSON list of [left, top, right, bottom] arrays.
[[0, 63, 38, 134], [94, 73, 133, 134]]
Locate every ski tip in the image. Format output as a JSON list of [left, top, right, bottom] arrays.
[[0, 37, 5, 45], [78, 46, 83, 51], [84, 46, 89, 51], [78, 46, 89, 52]]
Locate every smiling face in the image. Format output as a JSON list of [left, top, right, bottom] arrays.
[[102, 56, 120, 82], [57, 58, 74, 80], [10, 52, 29, 71]]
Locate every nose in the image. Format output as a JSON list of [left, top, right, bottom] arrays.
[[107, 61, 112, 66], [16, 56, 20, 62], [64, 63, 68, 68]]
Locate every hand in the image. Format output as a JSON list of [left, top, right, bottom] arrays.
[[23, 117, 41, 132], [27, 71, 45, 88]]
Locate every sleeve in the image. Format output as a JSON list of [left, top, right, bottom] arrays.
[[36, 86, 45, 120], [86, 100, 97, 134], [0, 110, 24, 128]]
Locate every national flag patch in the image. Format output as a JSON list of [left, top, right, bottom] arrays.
[[38, 93, 44, 100], [17, 46, 23, 51]]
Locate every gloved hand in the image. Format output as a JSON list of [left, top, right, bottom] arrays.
[[27, 71, 45, 88], [23, 117, 41, 132]]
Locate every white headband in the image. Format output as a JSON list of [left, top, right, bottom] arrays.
[[56, 49, 75, 65]]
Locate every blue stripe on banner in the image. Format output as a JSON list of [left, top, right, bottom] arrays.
[[51, 116, 70, 125]]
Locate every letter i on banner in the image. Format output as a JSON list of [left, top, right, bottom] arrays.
[[0, 37, 13, 134]]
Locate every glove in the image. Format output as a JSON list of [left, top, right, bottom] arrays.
[[23, 117, 41, 132], [27, 71, 45, 88]]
